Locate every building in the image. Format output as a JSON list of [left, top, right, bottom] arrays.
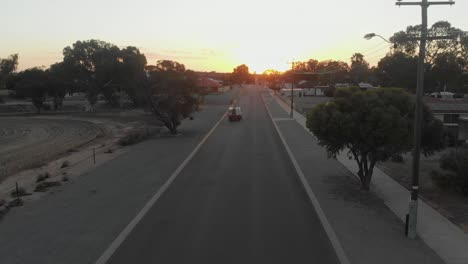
[[358, 82, 377, 91], [335, 83, 350, 89], [458, 117, 468, 143], [297, 81, 326, 96], [197, 77, 223, 93], [425, 96, 468, 145]]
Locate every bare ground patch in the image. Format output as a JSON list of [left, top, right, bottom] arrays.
[[0, 111, 162, 220]]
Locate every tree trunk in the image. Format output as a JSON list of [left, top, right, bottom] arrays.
[[164, 121, 178, 135]]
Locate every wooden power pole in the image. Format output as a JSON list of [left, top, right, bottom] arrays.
[[396, 0, 455, 239]]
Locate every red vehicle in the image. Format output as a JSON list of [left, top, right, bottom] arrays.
[[228, 106, 242, 121]]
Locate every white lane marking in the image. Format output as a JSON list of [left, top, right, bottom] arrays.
[[95, 111, 227, 264], [272, 118, 294, 121], [261, 93, 351, 264]]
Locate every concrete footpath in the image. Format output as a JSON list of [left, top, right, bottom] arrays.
[[271, 90, 468, 264], [263, 90, 450, 264]]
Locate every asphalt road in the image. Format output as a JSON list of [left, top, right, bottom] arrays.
[[107, 86, 339, 264], [0, 92, 234, 264]]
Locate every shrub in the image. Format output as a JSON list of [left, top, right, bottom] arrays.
[[60, 160, 69, 168], [118, 130, 150, 146], [432, 148, 468, 195], [35, 181, 61, 192], [36, 172, 50, 183], [10, 187, 29, 198]]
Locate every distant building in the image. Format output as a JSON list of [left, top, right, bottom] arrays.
[[458, 117, 468, 143], [335, 83, 350, 89], [297, 81, 326, 96], [197, 77, 223, 93], [358, 82, 376, 91], [430, 91, 456, 100]]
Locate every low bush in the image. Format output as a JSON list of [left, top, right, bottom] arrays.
[[432, 148, 468, 195], [10, 187, 29, 198], [118, 130, 150, 146], [35, 181, 61, 192], [36, 172, 50, 183], [60, 160, 70, 168]]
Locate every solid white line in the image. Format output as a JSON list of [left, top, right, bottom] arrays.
[[261, 92, 351, 264], [95, 112, 227, 264]]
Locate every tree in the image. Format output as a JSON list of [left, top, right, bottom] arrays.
[[262, 69, 282, 90], [377, 51, 418, 91], [390, 21, 467, 66], [389, 21, 468, 93], [14, 68, 48, 113], [232, 64, 250, 85], [119, 46, 147, 106], [316, 60, 350, 84], [47, 62, 72, 110], [349, 53, 370, 85], [0, 54, 19, 89], [428, 52, 465, 92], [307, 87, 443, 190], [62, 40, 122, 107], [145, 60, 197, 134]]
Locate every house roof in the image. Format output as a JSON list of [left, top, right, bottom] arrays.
[[197, 78, 222, 88], [297, 81, 315, 88], [424, 97, 468, 113], [358, 82, 375, 89]]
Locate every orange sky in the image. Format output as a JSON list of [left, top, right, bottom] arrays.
[[1, 0, 467, 73]]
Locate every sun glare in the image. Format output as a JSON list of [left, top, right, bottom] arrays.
[[232, 41, 295, 73]]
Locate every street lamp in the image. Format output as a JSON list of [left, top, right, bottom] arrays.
[[364, 33, 392, 43]]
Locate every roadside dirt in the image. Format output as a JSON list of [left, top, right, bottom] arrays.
[[0, 111, 162, 219]]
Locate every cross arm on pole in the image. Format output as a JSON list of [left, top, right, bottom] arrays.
[[396, 1, 454, 6]]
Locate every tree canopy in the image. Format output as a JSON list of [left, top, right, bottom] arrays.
[[232, 64, 250, 84], [387, 21, 468, 92], [0, 54, 19, 89], [377, 51, 418, 91], [14, 68, 49, 112], [307, 87, 443, 190], [145, 60, 198, 134], [349, 53, 370, 84]]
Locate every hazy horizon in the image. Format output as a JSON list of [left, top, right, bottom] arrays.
[[2, 0, 467, 73]]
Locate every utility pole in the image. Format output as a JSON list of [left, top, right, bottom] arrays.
[[396, 0, 455, 239], [289, 60, 295, 118]]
